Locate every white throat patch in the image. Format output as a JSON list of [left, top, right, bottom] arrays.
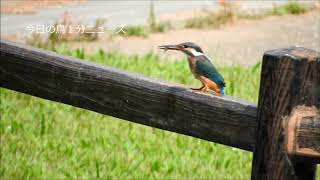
[[189, 49, 203, 56]]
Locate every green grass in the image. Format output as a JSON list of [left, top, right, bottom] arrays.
[[1, 47, 319, 179], [185, 10, 234, 29], [269, 2, 309, 16], [149, 21, 173, 33], [117, 22, 173, 38], [185, 2, 316, 29], [119, 25, 148, 37]]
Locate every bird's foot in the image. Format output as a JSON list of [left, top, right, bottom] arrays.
[[191, 87, 207, 93], [191, 88, 202, 91], [191, 85, 204, 90]]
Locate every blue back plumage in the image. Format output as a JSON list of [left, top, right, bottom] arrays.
[[195, 56, 226, 89]]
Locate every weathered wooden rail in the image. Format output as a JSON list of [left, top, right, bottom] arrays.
[[0, 40, 257, 151], [0, 40, 319, 179]]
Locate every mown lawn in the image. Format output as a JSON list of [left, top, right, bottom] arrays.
[[1, 47, 319, 179]]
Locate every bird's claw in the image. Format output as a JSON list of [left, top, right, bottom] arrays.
[[191, 87, 206, 93], [191, 87, 223, 96], [191, 88, 202, 91]]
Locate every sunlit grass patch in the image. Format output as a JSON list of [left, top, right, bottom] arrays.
[[269, 2, 310, 16], [118, 25, 148, 37], [185, 9, 235, 29]]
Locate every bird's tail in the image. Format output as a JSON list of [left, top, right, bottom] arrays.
[[221, 87, 225, 95]]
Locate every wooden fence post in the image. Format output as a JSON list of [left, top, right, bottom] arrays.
[[251, 47, 320, 180]]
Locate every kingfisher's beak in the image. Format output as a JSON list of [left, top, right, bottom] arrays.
[[158, 44, 182, 51]]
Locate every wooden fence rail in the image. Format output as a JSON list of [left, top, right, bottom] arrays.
[[0, 40, 319, 179], [0, 40, 257, 151]]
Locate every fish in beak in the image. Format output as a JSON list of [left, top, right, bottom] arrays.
[[158, 44, 183, 51]]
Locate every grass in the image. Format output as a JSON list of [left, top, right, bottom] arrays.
[[184, 2, 315, 29], [149, 21, 173, 33], [185, 9, 234, 29], [120, 25, 148, 38], [148, 1, 172, 33], [269, 2, 309, 16], [117, 1, 172, 37], [1, 47, 319, 179], [115, 21, 172, 37], [122, 2, 316, 33]]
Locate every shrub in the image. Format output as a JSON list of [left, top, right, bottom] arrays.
[[150, 21, 173, 33], [270, 2, 308, 15], [120, 25, 148, 37], [185, 10, 234, 29]]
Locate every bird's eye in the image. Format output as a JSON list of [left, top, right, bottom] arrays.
[[183, 45, 187, 48]]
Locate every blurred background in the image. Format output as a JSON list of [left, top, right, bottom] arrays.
[[1, 0, 319, 65], [1, 0, 319, 179]]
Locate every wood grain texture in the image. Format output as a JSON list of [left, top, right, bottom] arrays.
[[0, 40, 257, 151], [286, 106, 320, 158], [251, 47, 320, 180], [297, 117, 320, 157]]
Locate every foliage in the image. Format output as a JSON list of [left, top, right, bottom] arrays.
[[185, 2, 315, 29], [185, 9, 234, 29], [119, 25, 148, 37], [148, 0, 156, 32], [150, 21, 173, 33], [117, 21, 172, 37], [148, 1, 173, 33], [269, 2, 309, 15], [117, 1, 172, 37], [26, 32, 48, 48]]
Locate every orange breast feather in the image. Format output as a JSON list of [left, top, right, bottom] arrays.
[[201, 76, 221, 93]]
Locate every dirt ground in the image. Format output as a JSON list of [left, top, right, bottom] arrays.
[[65, 10, 319, 66]]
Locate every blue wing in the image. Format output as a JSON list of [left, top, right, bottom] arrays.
[[195, 56, 225, 88]]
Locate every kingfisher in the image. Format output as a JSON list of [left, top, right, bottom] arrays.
[[158, 42, 225, 95]]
